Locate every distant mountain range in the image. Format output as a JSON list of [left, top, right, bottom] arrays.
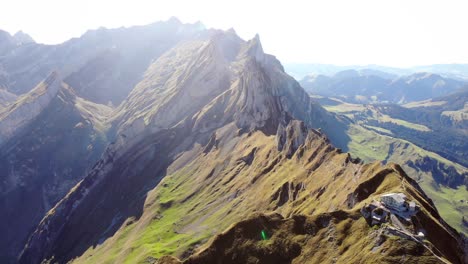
[[0, 17, 204, 105], [300, 69, 466, 104], [0, 30, 35, 55], [285, 63, 468, 81]]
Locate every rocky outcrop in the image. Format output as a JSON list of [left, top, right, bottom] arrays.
[[0, 72, 60, 144], [276, 120, 308, 158], [160, 211, 450, 264], [113, 27, 347, 150]]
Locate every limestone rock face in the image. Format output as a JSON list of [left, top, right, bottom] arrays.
[[276, 120, 308, 158], [0, 72, 61, 144], [114, 29, 345, 151]]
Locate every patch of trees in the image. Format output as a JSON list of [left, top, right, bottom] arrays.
[[406, 157, 467, 189], [366, 119, 467, 168]]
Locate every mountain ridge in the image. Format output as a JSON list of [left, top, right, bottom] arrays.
[[301, 70, 466, 104], [0, 76, 111, 263], [17, 29, 466, 264], [0, 18, 204, 104]]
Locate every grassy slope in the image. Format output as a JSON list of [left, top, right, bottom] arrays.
[[321, 100, 467, 234], [324, 103, 431, 132], [71, 124, 458, 263], [177, 211, 445, 264], [346, 123, 467, 235], [441, 102, 468, 122]]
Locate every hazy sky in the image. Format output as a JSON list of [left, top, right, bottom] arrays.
[[1, 0, 467, 67]]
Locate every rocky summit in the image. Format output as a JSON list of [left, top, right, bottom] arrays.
[[0, 18, 466, 264]]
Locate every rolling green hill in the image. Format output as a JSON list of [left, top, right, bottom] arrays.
[[315, 95, 467, 235]]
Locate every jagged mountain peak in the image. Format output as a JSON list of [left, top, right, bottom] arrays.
[[225, 27, 237, 35], [13, 30, 35, 44], [248, 33, 261, 46], [111, 28, 346, 151], [242, 33, 264, 61], [167, 16, 182, 24], [0, 29, 35, 46], [113, 28, 332, 145]]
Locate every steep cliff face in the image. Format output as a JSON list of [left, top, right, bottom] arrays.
[[0, 81, 111, 263], [112, 30, 347, 151], [0, 72, 61, 145], [18, 31, 466, 264]]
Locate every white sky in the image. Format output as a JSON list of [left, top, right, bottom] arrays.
[[1, 0, 467, 67]]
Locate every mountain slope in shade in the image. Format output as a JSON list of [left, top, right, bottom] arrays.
[[18, 31, 466, 264], [300, 70, 466, 103], [402, 87, 468, 131], [0, 30, 14, 55], [0, 18, 203, 104], [0, 88, 16, 110], [0, 72, 61, 144], [0, 80, 111, 263]]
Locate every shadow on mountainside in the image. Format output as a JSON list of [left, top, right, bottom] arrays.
[[19, 118, 219, 263]]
